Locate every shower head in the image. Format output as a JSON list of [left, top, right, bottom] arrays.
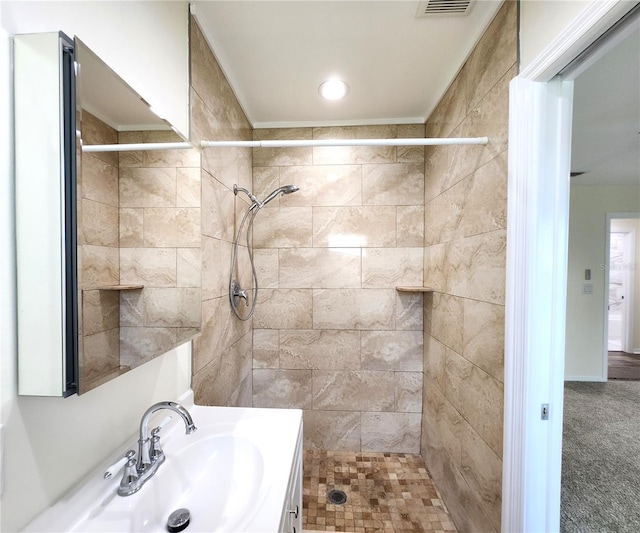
[[260, 184, 299, 207], [233, 184, 259, 205]]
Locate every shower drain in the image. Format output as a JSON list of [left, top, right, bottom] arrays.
[[327, 489, 347, 505]]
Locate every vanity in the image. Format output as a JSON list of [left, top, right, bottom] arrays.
[[22, 391, 303, 533]]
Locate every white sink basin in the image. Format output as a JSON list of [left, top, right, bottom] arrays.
[[23, 393, 302, 533]]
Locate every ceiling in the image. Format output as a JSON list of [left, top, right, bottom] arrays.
[[190, 0, 503, 128], [571, 21, 640, 186]]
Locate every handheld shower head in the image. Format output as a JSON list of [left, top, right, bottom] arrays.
[[261, 184, 300, 207]]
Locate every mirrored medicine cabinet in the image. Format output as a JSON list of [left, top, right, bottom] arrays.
[[15, 32, 201, 397]]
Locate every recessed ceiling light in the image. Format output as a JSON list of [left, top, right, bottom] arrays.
[[319, 79, 349, 101]]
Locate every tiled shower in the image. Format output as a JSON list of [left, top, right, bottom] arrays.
[[190, 1, 515, 530]]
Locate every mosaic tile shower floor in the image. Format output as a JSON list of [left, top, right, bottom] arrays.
[[302, 450, 457, 533]]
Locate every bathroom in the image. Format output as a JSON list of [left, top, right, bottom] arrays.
[[0, 1, 627, 532]]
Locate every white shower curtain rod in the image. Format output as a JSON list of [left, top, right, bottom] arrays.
[[81, 136, 489, 152], [201, 136, 488, 148]]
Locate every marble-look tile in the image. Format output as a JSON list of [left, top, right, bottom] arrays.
[[228, 371, 253, 408], [313, 289, 395, 330], [279, 248, 361, 289], [82, 290, 119, 336], [312, 206, 396, 248], [279, 165, 362, 206], [280, 329, 361, 370], [81, 199, 119, 247], [423, 243, 448, 293], [201, 236, 231, 300], [463, 299, 505, 382], [448, 230, 506, 305], [462, 152, 507, 237], [424, 335, 446, 392], [253, 128, 313, 167], [82, 154, 118, 206], [253, 369, 313, 409], [253, 329, 280, 369], [395, 372, 423, 413], [303, 410, 361, 451], [253, 289, 313, 329], [143, 208, 201, 248], [82, 245, 119, 288], [360, 331, 423, 371], [312, 370, 395, 411], [464, 365, 504, 457], [361, 412, 421, 453], [460, 423, 503, 531], [362, 248, 423, 288], [192, 354, 222, 405], [192, 296, 226, 374], [426, 68, 467, 139], [253, 166, 280, 201], [120, 326, 177, 369], [176, 167, 201, 208], [312, 125, 397, 165], [81, 328, 120, 382], [395, 292, 424, 331], [120, 290, 144, 327], [119, 167, 176, 208], [143, 288, 202, 328], [82, 111, 117, 155], [120, 248, 177, 287], [177, 248, 201, 288], [362, 163, 424, 206], [397, 124, 426, 163], [422, 384, 462, 468], [176, 327, 200, 345], [424, 177, 467, 246], [143, 142, 200, 170], [443, 347, 473, 414], [430, 292, 464, 353], [253, 248, 279, 289], [119, 208, 144, 248], [465, 0, 517, 113], [201, 170, 234, 242], [252, 207, 313, 248], [397, 205, 424, 247]]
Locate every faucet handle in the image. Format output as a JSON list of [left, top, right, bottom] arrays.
[[121, 450, 139, 485], [104, 450, 136, 479], [150, 427, 164, 461]]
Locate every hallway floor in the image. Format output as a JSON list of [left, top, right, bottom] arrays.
[[302, 450, 457, 533], [608, 351, 640, 380]]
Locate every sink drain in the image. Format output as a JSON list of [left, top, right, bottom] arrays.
[[328, 489, 347, 505], [167, 508, 191, 532]]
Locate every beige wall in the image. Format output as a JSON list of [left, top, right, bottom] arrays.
[[250, 125, 425, 452], [421, 2, 516, 532], [190, 19, 255, 407], [565, 185, 640, 379]]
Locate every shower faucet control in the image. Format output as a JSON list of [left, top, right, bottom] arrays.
[[231, 280, 249, 306]]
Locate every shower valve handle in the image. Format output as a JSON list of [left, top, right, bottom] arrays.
[[231, 280, 249, 306]]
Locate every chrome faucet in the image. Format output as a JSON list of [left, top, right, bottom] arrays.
[[116, 401, 197, 496]]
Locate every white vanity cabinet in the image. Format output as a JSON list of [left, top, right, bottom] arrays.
[[280, 422, 303, 533]]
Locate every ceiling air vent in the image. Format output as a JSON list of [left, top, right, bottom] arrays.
[[416, 0, 474, 17]]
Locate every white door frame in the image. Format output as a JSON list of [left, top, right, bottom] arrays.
[[503, 1, 637, 531]]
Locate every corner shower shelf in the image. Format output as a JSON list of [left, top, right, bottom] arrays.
[[395, 286, 434, 293], [94, 285, 144, 291]]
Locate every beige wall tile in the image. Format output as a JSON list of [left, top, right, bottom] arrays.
[[430, 292, 464, 353], [177, 248, 201, 288], [312, 126, 398, 165], [361, 412, 421, 453], [252, 207, 313, 248], [143, 288, 202, 328], [463, 365, 504, 457], [280, 329, 361, 370], [82, 245, 119, 288], [82, 199, 119, 247], [423, 243, 448, 292], [395, 292, 424, 331], [253, 329, 280, 369], [253, 166, 280, 201], [424, 335, 446, 392], [360, 331, 423, 371], [395, 372, 423, 413], [82, 290, 119, 337], [362, 248, 423, 288], [280, 165, 362, 206], [313, 206, 396, 248], [463, 299, 505, 382], [193, 296, 226, 374], [82, 155, 118, 206], [426, 71, 467, 140], [253, 128, 312, 167], [119, 208, 144, 248], [253, 248, 279, 289], [253, 369, 312, 409], [119, 167, 176, 208], [397, 205, 425, 247], [120, 248, 177, 287], [176, 167, 202, 208], [443, 347, 473, 414], [312, 370, 395, 411], [202, 237, 231, 300], [120, 290, 144, 327], [397, 124, 426, 163], [120, 326, 177, 368], [253, 289, 313, 329], [81, 328, 120, 383], [303, 410, 361, 451], [280, 248, 361, 289], [362, 163, 425, 206], [201, 170, 234, 242], [313, 289, 395, 330], [143, 143, 200, 170], [82, 111, 117, 149], [144, 208, 201, 247]]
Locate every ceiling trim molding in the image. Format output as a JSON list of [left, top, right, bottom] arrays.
[[252, 116, 427, 130]]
